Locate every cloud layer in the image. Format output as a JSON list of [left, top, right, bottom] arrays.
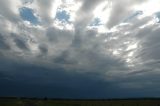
[[0, 0, 160, 98]]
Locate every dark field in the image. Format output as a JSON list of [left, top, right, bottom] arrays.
[[1, 97, 160, 106]]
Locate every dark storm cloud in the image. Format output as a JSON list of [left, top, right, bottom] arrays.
[[1, 57, 160, 99], [0, 56, 117, 98], [0, 56, 158, 99]]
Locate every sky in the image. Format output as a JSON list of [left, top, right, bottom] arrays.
[[0, 0, 160, 99]]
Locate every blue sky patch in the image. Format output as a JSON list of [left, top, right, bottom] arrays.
[[19, 7, 39, 25], [55, 10, 70, 22], [123, 11, 143, 22], [90, 18, 102, 26], [155, 12, 160, 23]]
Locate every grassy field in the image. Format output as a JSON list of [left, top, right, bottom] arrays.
[[1, 97, 160, 106]]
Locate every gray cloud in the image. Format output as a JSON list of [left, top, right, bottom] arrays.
[[46, 27, 73, 43], [0, 0, 21, 23], [38, 44, 48, 54], [107, 0, 146, 28], [0, 34, 10, 50], [32, 0, 61, 26], [80, 0, 104, 12], [14, 37, 30, 51], [74, 0, 105, 28]]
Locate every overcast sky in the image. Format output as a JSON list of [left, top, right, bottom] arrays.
[[0, 0, 160, 99]]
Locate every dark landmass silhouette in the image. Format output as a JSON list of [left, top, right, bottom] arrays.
[[1, 97, 160, 106]]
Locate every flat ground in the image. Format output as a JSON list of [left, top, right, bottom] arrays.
[[1, 98, 160, 106]]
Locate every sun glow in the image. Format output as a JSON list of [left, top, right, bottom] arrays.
[[133, 0, 160, 17], [51, 1, 62, 18], [93, 0, 112, 25], [112, 50, 120, 55], [126, 43, 138, 51]]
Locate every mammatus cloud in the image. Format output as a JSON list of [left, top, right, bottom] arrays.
[[0, 0, 160, 98]]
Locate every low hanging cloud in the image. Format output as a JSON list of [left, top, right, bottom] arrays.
[[0, 0, 160, 98]]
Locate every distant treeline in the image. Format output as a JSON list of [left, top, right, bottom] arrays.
[[1, 97, 160, 101]]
